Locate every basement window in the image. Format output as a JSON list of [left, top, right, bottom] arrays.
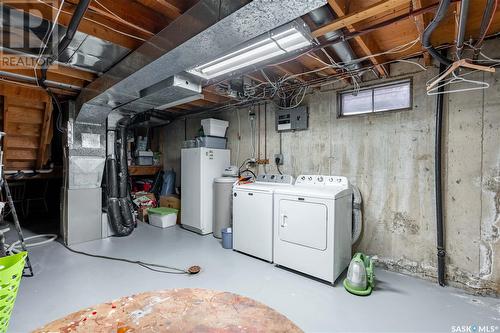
[[338, 79, 412, 116]]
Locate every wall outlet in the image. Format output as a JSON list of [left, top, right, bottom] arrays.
[[274, 153, 283, 165], [256, 159, 270, 165]]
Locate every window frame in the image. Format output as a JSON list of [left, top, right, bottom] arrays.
[[337, 78, 413, 118]]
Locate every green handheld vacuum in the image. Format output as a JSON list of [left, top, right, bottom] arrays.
[[343, 253, 375, 296]]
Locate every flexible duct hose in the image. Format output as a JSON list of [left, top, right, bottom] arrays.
[[352, 185, 362, 244], [105, 118, 135, 237], [107, 197, 134, 236], [106, 156, 119, 198], [116, 122, 130, 199], [421, 0, 452, 66]]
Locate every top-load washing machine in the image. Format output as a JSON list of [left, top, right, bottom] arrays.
[[273, 175, 353, 284], [232, 174, 294, 262]]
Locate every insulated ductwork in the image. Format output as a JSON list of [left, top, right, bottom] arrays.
[[105, 117, 135, 237], [308, 6, 362, 73], [352, 185, 363, 245], [76, 0, 327, 122]]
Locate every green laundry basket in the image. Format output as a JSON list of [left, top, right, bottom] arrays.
[[0, 252, 27, 333]]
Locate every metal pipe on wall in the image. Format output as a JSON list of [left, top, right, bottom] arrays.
[[308, 6, 362, 73], [0, 70, 81, 91], [473, 0, 498, 57], [422, 0, 453, 66], [455, 0, 470, 59]]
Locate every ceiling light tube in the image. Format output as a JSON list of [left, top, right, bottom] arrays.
[[187, 20, 313, 80]]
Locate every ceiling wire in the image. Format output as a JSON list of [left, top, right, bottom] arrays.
[[36, 0, 147, 42], [33, 0, 66, 86], [93, 0, 154, 37]]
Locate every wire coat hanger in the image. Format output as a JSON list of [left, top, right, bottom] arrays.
[[426, 58, 495, 95]]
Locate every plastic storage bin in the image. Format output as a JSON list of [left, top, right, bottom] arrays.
[[137, 151, 154, 166], [148, 207, 178, 228], [201, 118, 229, 137], [0, 252, 27, 332], [196, 136, 227, 149]]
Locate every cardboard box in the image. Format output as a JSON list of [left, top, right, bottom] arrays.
[[160, 195, 181, 224], [137, 206, 149, 223]]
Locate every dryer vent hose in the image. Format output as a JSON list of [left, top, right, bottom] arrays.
[[352, 185, 363, 245]]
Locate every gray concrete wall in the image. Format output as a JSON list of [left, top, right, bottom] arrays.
[[158, 50, 500, 295]]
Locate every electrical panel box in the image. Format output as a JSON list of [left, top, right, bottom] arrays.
[[275, 106, 308, 132]]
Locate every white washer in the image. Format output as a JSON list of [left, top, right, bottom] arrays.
[[232, 174, 294, 262], [273, 175, 353, 284]]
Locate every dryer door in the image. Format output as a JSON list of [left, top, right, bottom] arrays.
[[278, 199, 327, 250]]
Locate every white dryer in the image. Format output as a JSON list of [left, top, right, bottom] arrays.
[[273, 175, 353, 284], [232, 174, 294, 262]]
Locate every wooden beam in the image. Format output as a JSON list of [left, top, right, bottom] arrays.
[[0, 67, 85, 88], [1, 53, 96, 81], [6, 3, 147, 49], [37, 99, 53, 168], [313, 0, 410, 38], [412, 0, 432, 66], [70, 0, 169, 34], [136, 0, 183, 21], [0, 80, 51, 102], [202, 90, 231, 104], [327, 0, 389, 77]]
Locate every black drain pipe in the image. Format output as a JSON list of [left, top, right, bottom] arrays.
[[435, 52, 447, 287], [422, 0, 452, 66], [39, 0, 91, 88], [56, 0, 91, 59]]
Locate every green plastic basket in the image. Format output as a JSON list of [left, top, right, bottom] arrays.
[[0, 252, 26, 333]]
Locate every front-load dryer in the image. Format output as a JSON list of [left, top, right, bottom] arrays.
[[232, 174, 294, 262], [273, 175, 353, 284]]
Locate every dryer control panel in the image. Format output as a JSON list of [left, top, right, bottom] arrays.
[[256, 174, 294, 184], [296, 175, 349, 188]]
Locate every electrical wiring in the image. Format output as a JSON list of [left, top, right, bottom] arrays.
[[236, 108, 241, 164], [59, 240, 194, 275], [34, 0, 66, 86], [5, 234, 58, 254], [93, 0, 154, 37], [204, 42, 463, 114], [239, 169, 256, 179], [36, 0, 147, 42], [47, 89, 65, 133], [396, 59, 428, 71]]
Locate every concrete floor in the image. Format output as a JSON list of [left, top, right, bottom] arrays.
[[9, 223, 500, 333]]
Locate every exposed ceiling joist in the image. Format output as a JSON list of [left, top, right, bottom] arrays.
[[6, 2, 147, 49], [313, 0, 410, 37], [327, 0, 389, 77], [136, 0, 183, 21], [78, 0, 170, 34], [0, 67, 85, 88], [412, 0, 432, 66], [0, 53, 96, 82]]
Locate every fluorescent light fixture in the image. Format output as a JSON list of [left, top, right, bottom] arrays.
[[155, 93, 204, 111], [187, 21, 313, 80]]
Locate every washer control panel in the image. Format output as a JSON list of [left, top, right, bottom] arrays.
[[296, 175, 349, 188], [256, 174, 294, 184]]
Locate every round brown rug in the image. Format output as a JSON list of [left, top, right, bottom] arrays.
[[34, 288, 302, 332]]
